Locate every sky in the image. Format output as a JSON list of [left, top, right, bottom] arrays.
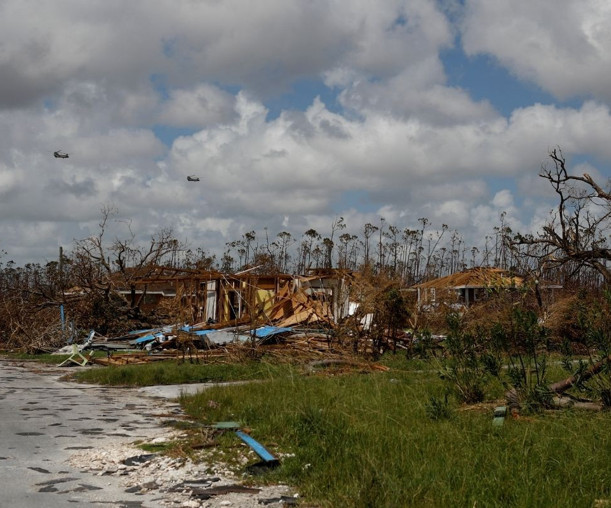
[[1, 0, 610, 267]]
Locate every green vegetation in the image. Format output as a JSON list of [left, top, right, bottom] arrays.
[[134, 440, 175, 454], [71, 359, 296, 386], [66, 354, 430, 387], [178, 363, 611, 508]]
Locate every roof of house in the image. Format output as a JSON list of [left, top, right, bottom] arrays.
[[413, 267, 524, 290]]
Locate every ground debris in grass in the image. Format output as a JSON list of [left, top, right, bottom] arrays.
[[69, 439, 296, 507], [190, 484, 261, 499], [259, 495, 299, 505], [122, 453, 157, 466], [168, 477, 222, 491], [456, 402, 496, 412]]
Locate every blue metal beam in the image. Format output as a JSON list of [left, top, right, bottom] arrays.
[[235, 430, 278, 464]]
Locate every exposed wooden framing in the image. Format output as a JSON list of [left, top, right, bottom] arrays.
[[113, 265, 343, 327]]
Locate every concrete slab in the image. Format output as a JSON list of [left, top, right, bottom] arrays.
[[0, 359, 181, 507]]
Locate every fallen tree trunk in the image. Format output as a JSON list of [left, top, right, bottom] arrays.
[[548, 355, 611, 394], [505, 354, 611, 412]]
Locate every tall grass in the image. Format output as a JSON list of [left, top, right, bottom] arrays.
[[72, 359, 293, 386], [181, 366, 611, 508]]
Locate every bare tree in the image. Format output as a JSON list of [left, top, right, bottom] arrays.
[[338, 233, 358, 270], [423, 223, 448, 279], [322, 216, 346, 269], [512, 149, 610, 284], [71, 206, 185, 311], [297, 229, 320, 273], [276, 231, 294, 273], [361, 223, 378, 269], [384, 224, 401, 275]]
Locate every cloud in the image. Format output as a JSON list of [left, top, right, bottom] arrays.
[[461, 0, 611, 101], [470, 189, 524, 241], [1, 1, 611, 266], [0, 2, 165, 106], [336, 65, 498, 125], [0, 0, 453, 107], [159, 85, 238, 128]]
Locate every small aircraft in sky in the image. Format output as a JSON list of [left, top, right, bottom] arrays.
[[187, 175, 200, 182], [53, 150, 69, 159]]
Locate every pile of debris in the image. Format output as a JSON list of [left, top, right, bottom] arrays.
[[265, 283, 336, 328], [53, 268, 413, 365]]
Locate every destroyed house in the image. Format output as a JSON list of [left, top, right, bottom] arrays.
[[115, 282, 176, 310], [116, 266, 293, 325], [219, 270, 294, 324], [295, 269, 353, 323], [113, 266, 200, 314], [413, 267, 524, 308], [263, 268, 354, 327]]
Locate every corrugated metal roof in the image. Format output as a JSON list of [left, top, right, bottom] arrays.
[[413, 267, 524, 290]]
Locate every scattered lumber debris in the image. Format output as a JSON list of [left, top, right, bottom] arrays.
[[266, 284, 335, 328], [53, 268, 406, 369], [85, 326, 390, 368]]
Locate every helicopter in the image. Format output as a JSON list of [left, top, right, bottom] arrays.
[[53, 150, 69, 159], [187, 175, 200, 182]]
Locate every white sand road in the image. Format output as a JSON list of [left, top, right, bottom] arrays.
[[0, 359, 296, 507]]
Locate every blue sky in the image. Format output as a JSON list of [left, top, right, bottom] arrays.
[[442, 50, 556, 116], [0, 0, 609, 267]]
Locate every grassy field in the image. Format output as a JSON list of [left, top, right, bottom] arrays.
[[68, 354, 410, 386], [70, 358, 298, 386], [176, 358, 611, 508]]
